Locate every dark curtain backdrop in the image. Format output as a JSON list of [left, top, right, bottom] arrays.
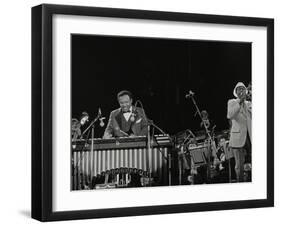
[[72, 34, 251, 138]]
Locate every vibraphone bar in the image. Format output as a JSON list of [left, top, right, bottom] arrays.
[[72, 136, 172, 190]]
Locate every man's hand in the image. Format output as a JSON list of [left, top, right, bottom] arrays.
[[103, 133, 112, 139], [118, 129, 129, 137], [239, 95, 246, 105]]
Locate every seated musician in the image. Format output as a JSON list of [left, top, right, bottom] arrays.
[[103, 90, 148, 138]]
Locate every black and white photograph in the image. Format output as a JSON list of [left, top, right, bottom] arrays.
[[0, 0, 278, 225], [71, 34, 252, 190], [30, 3, 274, 221]]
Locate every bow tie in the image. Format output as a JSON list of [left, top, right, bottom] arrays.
[[122, 110, 131, 114]]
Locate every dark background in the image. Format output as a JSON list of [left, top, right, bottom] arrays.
[[72, 34, 251, 138]]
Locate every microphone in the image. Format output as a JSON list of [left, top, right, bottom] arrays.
[[185, 90, 195, 98], [98, 107, 106, 127]]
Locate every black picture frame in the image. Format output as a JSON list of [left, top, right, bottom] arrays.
[[32, 4, 274, 222]]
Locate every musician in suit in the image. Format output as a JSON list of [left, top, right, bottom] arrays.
[[103, 90, 148, 138], [227, 82, 251, 182]]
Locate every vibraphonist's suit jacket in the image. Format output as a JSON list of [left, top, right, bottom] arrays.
[[103, 107, 148, 138]]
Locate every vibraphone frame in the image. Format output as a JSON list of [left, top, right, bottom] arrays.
[[72, 136, 172, 189]]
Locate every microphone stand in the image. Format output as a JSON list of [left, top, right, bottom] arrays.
[[147, 122, 152, 186], [136, 100, 172, 186], [147, 119, 173, 186], [81, 113, 101, 137], [187, 94, 215, 183]]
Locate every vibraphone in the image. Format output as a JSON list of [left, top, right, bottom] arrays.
[[72, 135, 172, 190]]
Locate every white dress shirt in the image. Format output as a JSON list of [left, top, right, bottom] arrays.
[[123, 106, 132, 121]]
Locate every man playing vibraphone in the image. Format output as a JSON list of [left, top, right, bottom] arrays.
[[103, 90, 148, 138]]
